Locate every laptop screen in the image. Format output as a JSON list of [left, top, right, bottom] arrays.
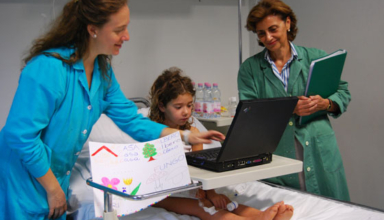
[[217, 97, 298, 162]]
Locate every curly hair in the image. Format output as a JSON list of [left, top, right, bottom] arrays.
[[148, 67, 195, 130], [23, 0, 128, 81], [246, 0, 298, 47]]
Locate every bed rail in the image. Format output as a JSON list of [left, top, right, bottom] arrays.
[[129, 97, 150, 108], [86, 177, 202, 220]]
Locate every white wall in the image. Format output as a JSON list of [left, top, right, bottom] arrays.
[[1, 0, 384, 212], [0, 0, 250, 127]]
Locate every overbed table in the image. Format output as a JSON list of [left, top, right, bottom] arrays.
[[189, 154, 303, 190]]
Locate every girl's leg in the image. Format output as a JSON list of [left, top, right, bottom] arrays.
[[232, 204, 264, 217], [220, 193, 265, 217], [153, 197, 257, 220], [154, 197, 290, 220], [233, 201, 293, 220], [200, 191, 287, 220]]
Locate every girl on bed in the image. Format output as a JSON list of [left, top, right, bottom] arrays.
[[148, 67, 294, 220], [0, 1, 224, 220]]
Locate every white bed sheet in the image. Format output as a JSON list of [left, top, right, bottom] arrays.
[[70, 181, 384, 220]]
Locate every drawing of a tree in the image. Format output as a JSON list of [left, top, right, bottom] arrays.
[[143, 143, 157, 161]]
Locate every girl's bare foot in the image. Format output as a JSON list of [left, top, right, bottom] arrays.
[[273, 204, 294, 220], [257, 201, 282, 220]]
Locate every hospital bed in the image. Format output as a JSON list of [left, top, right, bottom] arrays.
[[67, 98, 384, 220]]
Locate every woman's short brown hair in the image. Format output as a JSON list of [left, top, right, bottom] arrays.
[[246, 0, 298, 47]]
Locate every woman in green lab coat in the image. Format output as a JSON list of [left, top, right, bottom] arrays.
[[237, 0, 351, 201]]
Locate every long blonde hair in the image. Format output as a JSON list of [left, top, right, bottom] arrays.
[[149, 67, 195, 130]]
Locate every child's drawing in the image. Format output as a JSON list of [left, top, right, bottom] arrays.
[[123, 178, 132, 192], [143, 143, 157, 161], [101, 177, 120, 190], [91, 145, 118, 157], [89, 132, 190, 217]]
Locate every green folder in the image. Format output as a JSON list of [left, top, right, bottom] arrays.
[[299, 49, 347, 125]]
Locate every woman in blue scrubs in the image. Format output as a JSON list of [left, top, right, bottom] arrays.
[[0, 0, 224, 219]]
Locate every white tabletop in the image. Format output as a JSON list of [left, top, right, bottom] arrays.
[[189, 155, 302, 190]]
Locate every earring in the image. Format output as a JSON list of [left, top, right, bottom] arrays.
[[93, 34, 97, 38], [288, 29, 291, 32]]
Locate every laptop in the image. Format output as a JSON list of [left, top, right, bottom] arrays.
[[186, 97, 298, 172]]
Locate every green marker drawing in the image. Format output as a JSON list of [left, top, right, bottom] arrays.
[[143, 143, 157, 162]]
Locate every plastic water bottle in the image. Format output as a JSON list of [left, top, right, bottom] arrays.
[[228, 96, 238, 117], [201, 83, 208, 117], [227, 201, 239, 211], [194, 83, 204, 118], [212, 83, 221, 118], [203, 83, 214, 118]]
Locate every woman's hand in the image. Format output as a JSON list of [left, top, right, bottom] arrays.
[[309, 95, 329, 112], [187, 130, 225, 145], [206, 190, 230, 210], [293, 96, 328, 116], [36, 168, 67, 219], [161, 128, 225, 145], [47, 187, 67, 219]]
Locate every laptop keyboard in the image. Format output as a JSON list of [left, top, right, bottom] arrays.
[[188, 148, 220, 161]]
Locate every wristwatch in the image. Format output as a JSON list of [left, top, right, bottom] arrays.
[[327, 99, 332, 111]]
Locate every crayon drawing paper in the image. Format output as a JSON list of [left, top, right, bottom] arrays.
[[89, 132, 191, 217]]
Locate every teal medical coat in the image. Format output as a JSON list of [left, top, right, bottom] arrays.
[[237, 44, 351, 201], [0, 47, 166, 219]]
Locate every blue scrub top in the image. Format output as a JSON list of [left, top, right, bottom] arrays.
[[0, 47, 166, 219]]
